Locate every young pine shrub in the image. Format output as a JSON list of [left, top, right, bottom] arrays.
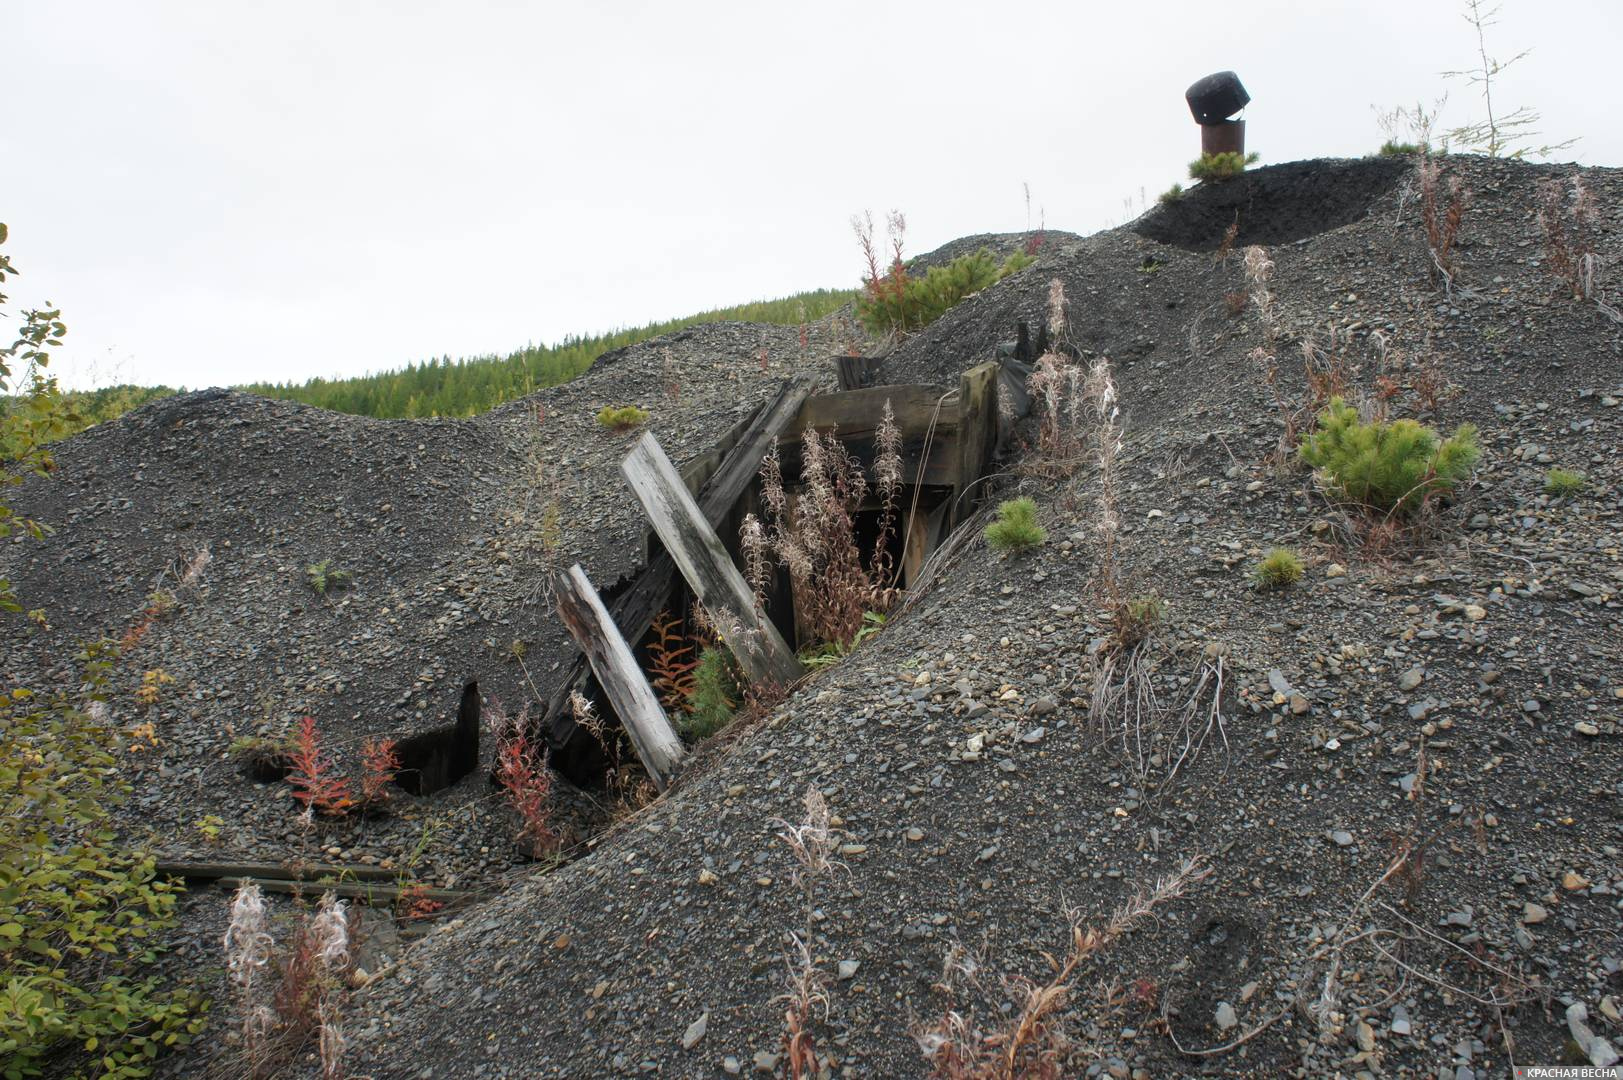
[[1544, 467, 1586, 497], [596, 404, 649, 431], [684, 646, 742, 739], [984, 497, 1046, 554], [1188, 151, 1259, 181], [1299, 397, 1481, 516], [852, 210, 1034, 336], [1250, 547, 1305, 590]]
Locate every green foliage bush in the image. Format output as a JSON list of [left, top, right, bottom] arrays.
[[984, 497, 1046, 554], [305, 559, 352, 595], [1299, 397, 1480, 515], [1158, 184, 1185, 204], [857, 248, 1033, 336], [1188, 151, 1260, 182], [1250, 547, 1305, 590], [1, 224, 205, 1076], [683, 647, 741, 739], [1544, 467, 1585, 497], [596, 405, 649, 431]]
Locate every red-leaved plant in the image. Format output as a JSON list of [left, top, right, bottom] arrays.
[[286, 716, 353, 817], [358, 736, 400, 810]]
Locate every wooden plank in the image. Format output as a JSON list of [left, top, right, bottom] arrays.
[[555, 563, 685, 791], [156, 860, 398, 883], [834, 355, 884, 391], [214, 877, 475, 906], [621, 434, 803, 688], [952, 362, 1000, 528], [788, 384, 953, 441], [542, 380, 811, 750]]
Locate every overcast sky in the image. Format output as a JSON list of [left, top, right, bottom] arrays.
[[8, 0, 1619, 392]]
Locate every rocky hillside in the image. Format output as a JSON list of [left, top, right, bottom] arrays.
[[6, 155, 1621, 1078]]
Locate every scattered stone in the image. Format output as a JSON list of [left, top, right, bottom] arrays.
[[680, 1012, 707, 1050], [1215, 1002, 1238, 1031], [1398, 667, 1425, 692], [1563, 871, 1590, 891], [1355, 1020, 1375, 1053], [1325, 563, 1347, 579], [1390, 1006, 1412, 1036], [1331, 830, 1355, 847], [837, 960, 860, 980], [1522, 902, 1548, 924]]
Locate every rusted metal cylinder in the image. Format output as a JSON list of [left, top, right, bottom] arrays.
[[1201, 119, 1246, 157]]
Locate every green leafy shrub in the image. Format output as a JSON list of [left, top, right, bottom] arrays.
[[1299, 398, 1480, 515], [1544, 467, 1585, 497], [984, 497, 1046, 554], [2, 227, 206, 1075], [595, 405, 649, 431], [1250, 547, 1305, 590], [857, 248, 1033, 336], [305, 559, 351, 595], [683, 646, 742, 739], [1188, 151, 1260, 182], [799, 612, 885, 670], [1158, 184, 1185, 204]]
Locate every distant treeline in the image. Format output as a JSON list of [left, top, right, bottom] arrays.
[[38, 287, 856, 436]]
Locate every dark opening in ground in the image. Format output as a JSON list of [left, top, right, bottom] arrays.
[[1133, 157, 1410, 252], [393, 679, 482, 795]]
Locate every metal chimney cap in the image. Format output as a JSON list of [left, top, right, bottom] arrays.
[[1185, 71, 1250, 125]]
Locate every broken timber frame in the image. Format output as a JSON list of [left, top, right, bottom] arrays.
[[554, 563, 685, 790], [621, 433, 804, 688], [540, 379, 811, 750]]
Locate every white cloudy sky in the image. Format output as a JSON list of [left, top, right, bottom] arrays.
[[7, 0, 1619, 392]]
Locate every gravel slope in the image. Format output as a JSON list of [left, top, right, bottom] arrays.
[[5, 155, 1621, 1079]]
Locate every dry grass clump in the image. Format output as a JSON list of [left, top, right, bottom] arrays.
[[742, 401, 903, 650], [771, 786, 846, 1079], [915, 857, 1208, 1078], [1419, 159, 1468, 291], [224, 883, 354, 1079]]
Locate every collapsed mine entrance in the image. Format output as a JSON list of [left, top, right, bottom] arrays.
[[546, 362, 1002, 788]]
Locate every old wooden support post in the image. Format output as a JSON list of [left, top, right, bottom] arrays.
[[621, 433, 803, 688], [541, 380, 812, 751], [952, 361, 1000, 527], [553, 563, 685, 790]]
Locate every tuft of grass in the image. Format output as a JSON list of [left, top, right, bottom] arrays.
[[1188, 151, 1259, 182], [596, 404, 649, 431], [1299, 397, 1480, 515], [1250, 547, 1305, 590], [1544, 467, 1586, 497], [1113, 595, 1167, 648], [984, 497, 1046, 554], [306, 559, 351, 595], [683, 646, 742, 739], [1378, 140, 1426, 157], [1158, 183, 1185, 204]]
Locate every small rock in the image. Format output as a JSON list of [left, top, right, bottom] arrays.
[[1021, 726, 1047, 744], [698, 869, 718, 886], [1215, 1002, 1237, 1031], [1398, 667, 1425, 692], [838, 960, 860, 980], [906, 827, 925, 842], [1390, 1005, 1412, 1036], [1463, 603, 1487, 621], [1563, 871, 1590, 891], [1030, 697, 1057, 716], [1331, 830, 1355, 847], [1289, 694, 1310, 715], [722, 1057, 741, 1076], [753, 1050, 781, 1073], [1575, 721, 1600, 736], [1356, 1020, 1376, 1053], [1325, 563, 1347, 579], [1521, 902, 1548, 924], [681, 1012, 708, 1050]]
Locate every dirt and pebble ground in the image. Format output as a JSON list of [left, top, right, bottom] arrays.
[[5, 155, 1621, 1078]]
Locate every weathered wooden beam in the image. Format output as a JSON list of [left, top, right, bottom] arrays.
[[621, 434, 803, 688], [214, 877, 475, 906], [554, 563, 685, 790], [155, 860, 398, 883], [788, 384, 953, 442], [834, 355, 884, 391], [952, 361, 1000, 528], [542, 380, 811, 751]]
